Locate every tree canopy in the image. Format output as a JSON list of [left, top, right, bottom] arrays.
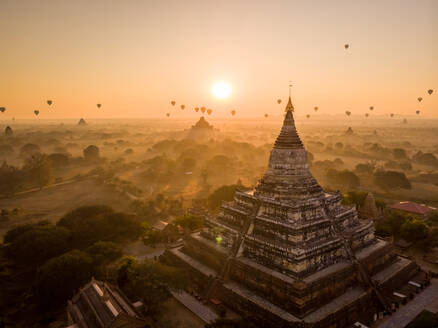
[[57, 205, 141, 248]]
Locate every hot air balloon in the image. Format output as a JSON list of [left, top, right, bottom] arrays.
[[47, 100, 53, 106], [207, 109, 212, 115], [390, 113, 394, 117], [418, 97, 422, 102], [314, 106, 318, 112], [344, 44, 349, 49], [201, 106, 206, 113], [277, 99, 282, 104], [365, 113, 369, 117], [416, 110, 420, 115], [369, 106, 374, 111], [34, 110, 39, 116], [231, 110, 236, 116], [428, 89, 433, 95], [0, 107, 5, 113], [194, 107, 200, 112], [171, 101, 176, 106], [180, 105, 185, 110], [345, 110, 351, 116], [97, 103, 102, 109], [166, 113, 170, 117], [264, 113, 268, 118], [306, 114, 310, 119]]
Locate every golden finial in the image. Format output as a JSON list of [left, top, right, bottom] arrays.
[[285, 81, 294, 112]]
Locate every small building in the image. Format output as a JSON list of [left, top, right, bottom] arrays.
[[66, 278, 148, 328], [151, 220, 182, 242], [389, 201, 436, 220]]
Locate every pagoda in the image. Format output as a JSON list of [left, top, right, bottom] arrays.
[[186, 116, 215, 139], [165, 90, 418, 327]]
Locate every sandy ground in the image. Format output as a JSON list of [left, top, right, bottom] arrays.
[[0, 177, 130, 241]]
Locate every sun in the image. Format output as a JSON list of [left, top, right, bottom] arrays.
[[212, 81, 232, 99]]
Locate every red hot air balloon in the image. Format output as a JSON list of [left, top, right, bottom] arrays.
[[207, 109, 212, 115], [416, 110, 420, 115], [194, 107, 199, 112], [418, 97, 422, 102], [306, 114, 310, 119], [344, 44, 349, 49], [277, 99, 282, 104], [231, 110, 236, 116], [180, 104, 185, 110], [369, 106, 374, 111], [264, 113, 268, 118], [428, 89, 433, 95], [171, 100, 176, 106], [201, 107, 206, 113], [34, 110, 40, 116], [314, 106, 318, 112], [47, 100, 53, 106], [97, 103, 102, 108], [345, 110, 351, 116], [0, 107, 5, 113]]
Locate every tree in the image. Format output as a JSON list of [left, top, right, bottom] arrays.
[[173, 214, 203, 231], [141, 222, 164, 246], [57, 205, 141, 248], [401, 219, 429, 243], [375, 212, 409, 237], [374, 170, 411, 190], [342, 191, 368, 207], [6, 224, 71, 265], [208, 184, 239, 210], [23, 153, 52, 189], [179, 157, 197, 172], [0, 162, 24, 196], [19, 143, 41, 158], [355, 162, 375, 175], [3, 220, 50, 244], [47, 153, 69, 168], [83, 145, 100, 161], [326, 169, 360, 190], [117, 257, 188, 314], [85, 241, 122, 266], [35, 250, 93, 306], [393, 148, 407, 160]]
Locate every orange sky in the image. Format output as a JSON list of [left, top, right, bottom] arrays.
[[0, 0, 437, 119]]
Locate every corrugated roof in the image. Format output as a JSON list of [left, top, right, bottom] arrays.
[[389, 201, 435, 215]]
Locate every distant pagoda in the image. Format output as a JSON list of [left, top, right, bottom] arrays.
[[4, 126, 13, 136], [344, 126, 355, 135], [165, 89, 418, 327], [186, 116, 215, 139], [359, 192, 381, 220]]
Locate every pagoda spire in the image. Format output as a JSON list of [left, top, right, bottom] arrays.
[[273, 83, 303, 149], [285, 82, 294, 112]]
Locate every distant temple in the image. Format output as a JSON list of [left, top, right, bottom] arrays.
[[78, 118, 87, 126], [4, 126, 13, 136], [165, 91, 419, 327], [359, 192, 381, 220], [344, 126, 355, 135], [65, 278, 147, 328], [186, 116, 215, 139]]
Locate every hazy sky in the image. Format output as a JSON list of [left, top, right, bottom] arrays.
[[1, 0, 437, 118]]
